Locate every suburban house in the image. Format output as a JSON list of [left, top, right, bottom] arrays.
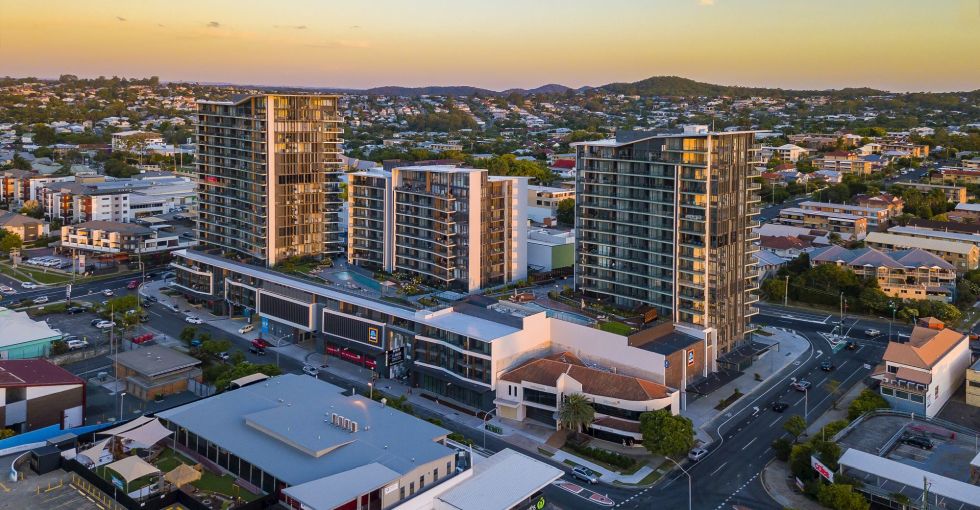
[[495, 352, 678, 446], [0, 211, 49, 242], [776, 208, 868, 241], [810, 246, 957, 303], [864, 232, 980, 272], [871, 320, 971, 418], [111, 346, 203, 401], [0, 359, 86, 433], [0, 308, 65, 359]]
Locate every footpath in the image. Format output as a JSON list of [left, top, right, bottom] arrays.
[[142, 280, 812, 485]]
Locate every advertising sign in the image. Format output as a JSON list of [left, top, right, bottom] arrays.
[[368, 326, 379, 344], [687, 350, 695, 366], [261, 317, 269, 334], [810, 456, 834, 482]]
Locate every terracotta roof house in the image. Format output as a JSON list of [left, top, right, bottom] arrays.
[[871, 324, 970, 417], [495, 352, 678, 444]]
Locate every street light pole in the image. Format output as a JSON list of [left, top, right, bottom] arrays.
[[118, 392, 126, 421], [889, 304, 896, 342], [482, 407, 498, 449], [784, 275, 789, 307], [804, 387, 809, 422], [665, 457, 692, 510]]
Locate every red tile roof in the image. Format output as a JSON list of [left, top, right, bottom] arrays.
[[550, 160, 575, 169], [501, 352, 672, 401], [0, 360, 85, 387]]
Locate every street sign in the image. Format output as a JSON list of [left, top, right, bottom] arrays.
[[811, 455, 834, 482]]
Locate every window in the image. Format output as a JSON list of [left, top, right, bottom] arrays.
[[400, 487, 405, 500], [409, 482, 415, 495], [881, 387, 894, 396], [910, 393, 925, 403], [433, 468, 439, 481], [420, 475, 425, 489]]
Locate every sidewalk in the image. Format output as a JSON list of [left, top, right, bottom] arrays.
[[760, 459, 824, 510], [685, 327, 811, 444]]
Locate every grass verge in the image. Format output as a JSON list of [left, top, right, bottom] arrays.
[[598, 321, 633, 336]]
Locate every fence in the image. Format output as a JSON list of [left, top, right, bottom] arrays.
[[187, 379, 215, 398]]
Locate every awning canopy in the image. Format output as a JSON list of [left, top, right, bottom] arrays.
[[164, 463, 201, 487], [118, 418, 172, 447], [97, 416, 153, 437], [105, 455, 161, 484], [77, 438, 111, 465]]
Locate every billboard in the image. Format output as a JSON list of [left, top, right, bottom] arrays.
[[811, 456, 834, 482]]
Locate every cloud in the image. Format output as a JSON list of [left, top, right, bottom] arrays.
[[349, 25, 361, 29], [699, 0, 715, 5], [274, 24, 307, 30], [157, 24, 165, 27], [306, 39, 372, 49], [206, 21, 221, 28], [116, 16, 127, 22]]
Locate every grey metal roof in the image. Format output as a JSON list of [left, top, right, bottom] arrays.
[[111, 345, 200, 377], [436, 449, 562, 510], [811, 245, 953, 270], [282, 463, 401, 510], [157, 374, 454, 486]]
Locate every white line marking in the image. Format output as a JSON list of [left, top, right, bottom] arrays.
[[768, 417, 781, 428], [741, 437, 757, 451], [710, 461, 729, 476]]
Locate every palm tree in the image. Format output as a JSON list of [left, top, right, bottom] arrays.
[[559, 393, 595, 437]]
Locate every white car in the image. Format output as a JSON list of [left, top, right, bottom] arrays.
[[688, 447, 708, 462], [102, 289, 114, 297], [0, 286, 15, 295], [67, 339, 90, 350], [21, 282, 37, 289], [302, 365, 319, 377], [185, 316, 203, 325], [238, 323, 256, 334], [95, 321, 116, 329], [33, 296, 49, 304]]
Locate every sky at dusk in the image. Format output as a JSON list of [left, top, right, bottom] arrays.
[[1, 0, 978, 92]]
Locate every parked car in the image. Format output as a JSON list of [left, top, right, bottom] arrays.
[[21, 282, 37, 289], [864, 328, 881, 337], [252, 338, 271, 349], [102, 289, 114, 297], [217, 351, 231, 361], [144, 295, 158, 303], [139, 313, 150, 323], [66, 339, 90, 350], [688, 447, 708, 462], [185, 316, 203, 325], [66, 306, 85, 314], [127, 280, 140, 290], [239, 323, 256, 334], [819, 360, 835, 371], [302, 365, 319, 376], [571, 466, 598, 484], [791, 380, 812, 392], [248, 345, 266, 355], [95, 321, 116, 329], [902, 436, 934, 450], [130, 334, 154, 344], [771, 402, 789, 412], [33, 296, 49, 304], [90, 318, 105, 327]]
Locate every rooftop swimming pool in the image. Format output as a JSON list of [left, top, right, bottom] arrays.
[[522, 302, 595, 326], [330, 270, 383, 292]]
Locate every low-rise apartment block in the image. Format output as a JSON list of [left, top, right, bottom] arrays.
[[110, 130, 163, 153], [865, 231, 979, 272], [39, 182, 131, 224], [0, 211, 49, 242], [853, 193, 905, 218], [527, 228, 574, 271], [0, 360, 85, 433], [810, 246, 956, 302], [798, 200, 893, 229], [967, 358, 980, 408], [894, 182, 967, 204], [760, 143, 809, 163], [776, 207, 868, 240], [872, 320, 970, 417], [527, 185, 574, 223], [816, 151, 872, 175], [940, 167, 980, 184], [60, 220, 196, 257], [348, 165, 528, 293]]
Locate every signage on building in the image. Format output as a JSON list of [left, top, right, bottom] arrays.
[[383, 483, 398, 495], [664, 359, 670, 368], [388, 347, 405, 366], [810, 456, 834, 482], [368, 326, 379, 344], [526, 496, 546, 510], [687, 350, 695, 366], [261, 317, 269, 334]]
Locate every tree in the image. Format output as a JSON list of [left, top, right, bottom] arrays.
[[213, 362, 282, 390], [847, 389, 889, 420], [19, 200, 43, 219], [11, 153, 31, 170], [32, 124, 56, 146], [783, 414, 807, 442], [817, 483, 869, 510], [116, 132, 159, 166], [640, 409, 695, 457], [556, 198, 575, 226], [558, 393, 595, 436], [0, 231, 23, 253], [179, 326, 198, 345], [0, 428, 16, 440], [825, 379, 841, 410]]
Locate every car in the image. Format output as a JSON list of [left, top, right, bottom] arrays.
[[248, 345, 266, 355], [688, 447, 708, 462], [142, 299, 154, 308], [791, 380, 812, 392], [127, 280, 140, 290], [139, 313, 150, 323], [144, 295, 158, 303], [90, 318, 105, 327], [902, 436, 933, 450], [819, 360, 835, 371], [845, 340, 858, 350], [66, 339, 90, 350], [302, 365, 319, 376], [130, 334, 154, 344], [21, 282, 37, 289], [95, 321, 116, 329], [771, 402, 789, 412], [571, 466, 598, 483], [185, 316, 203, 324], [864, 328, 881, 337], [102, 289, 114, 297], [66, 306, 85, 314], [33, 296, 49, 304], [239, 323, 256, 334], [217, 351, 231, 361], [252, 338, 271, 349], [173, 214, 186, 220]]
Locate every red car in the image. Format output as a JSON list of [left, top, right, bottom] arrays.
[[251, 338, 271, 349], [131, 333, 154, 344], [127, 280, 140, 290]]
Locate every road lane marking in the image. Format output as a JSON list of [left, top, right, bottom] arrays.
[[740, 437, 757, 450], [709, 461, 729, 476], [768, 417, 781, 428]]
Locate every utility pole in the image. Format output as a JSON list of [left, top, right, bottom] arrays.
[[784, 275, 789, 307]]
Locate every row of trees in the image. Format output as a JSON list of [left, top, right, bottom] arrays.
[[178, 327, 281, 390], [558, 394, 695, 458]]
